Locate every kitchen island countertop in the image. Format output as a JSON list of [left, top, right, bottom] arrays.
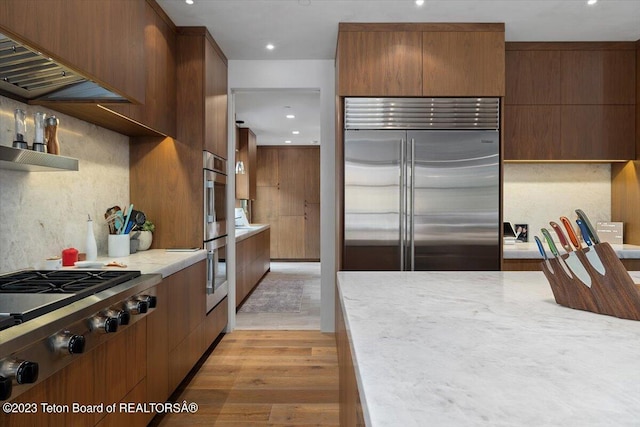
[[337, 270, 640, 427]]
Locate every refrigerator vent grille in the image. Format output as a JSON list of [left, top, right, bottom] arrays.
[[345, 98, 500, 130]]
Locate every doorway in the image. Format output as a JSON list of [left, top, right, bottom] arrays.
[[233, 89, 321, 329]]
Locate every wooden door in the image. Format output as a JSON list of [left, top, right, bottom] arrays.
[[505, 50, 562, 104], [305, 202, 321, 259], [205, 34, 229, 159], [278, 148, 306, 216]]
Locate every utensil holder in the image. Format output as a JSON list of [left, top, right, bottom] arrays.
[[108, 234, 130, 258], [541, 242, 640, 320]]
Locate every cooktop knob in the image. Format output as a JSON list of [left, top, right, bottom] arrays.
[[125, 299, 148, 315], [0, 376, 12, 400], [50, 331, 86, 355], [104, 308, 130, 326], [89, 315, 118, 334], [136, 295, 157, 309], [0, 359, 39, 384]]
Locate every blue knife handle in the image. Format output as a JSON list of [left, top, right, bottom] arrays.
[[576, 219, 593, 247], [534, 236, 548, 260]]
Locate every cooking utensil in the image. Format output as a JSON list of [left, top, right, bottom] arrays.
[[576, 218, 607, 275], [550, 221, 592, 287], [575, 209, 600, 244], [534, 235, 554, 273], [541, 227, 574, 279], [120, 204, 134, 235]]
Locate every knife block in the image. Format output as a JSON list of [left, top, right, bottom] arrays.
[[541, 242, 640, 321]]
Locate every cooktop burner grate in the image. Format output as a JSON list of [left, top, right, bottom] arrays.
[[0, 270, 141, 296]]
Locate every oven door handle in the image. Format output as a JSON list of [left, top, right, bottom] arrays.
[[206, 249, 214, 295], [205, 179, 215, 224]]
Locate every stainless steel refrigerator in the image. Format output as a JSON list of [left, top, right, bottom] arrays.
[[343, 98, 500, 271]]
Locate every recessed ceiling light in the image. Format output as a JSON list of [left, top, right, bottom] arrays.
[[415, 0, 424, 5], [587, 0, 597, 4], [185, 0, 194, 4], [292, 131, 300, 135], [286, 114, 295, 119], [266, 43, 275, 50], [285, 140, 292, 144]]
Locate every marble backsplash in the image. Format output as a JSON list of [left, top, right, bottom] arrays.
[[0, 96, 129, 273], [503, 163, 611, 242]]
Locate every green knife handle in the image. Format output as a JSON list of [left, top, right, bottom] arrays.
[[541, 228, 560, 257]]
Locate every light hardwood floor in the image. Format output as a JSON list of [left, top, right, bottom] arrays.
[[150, 330, 339, 426]]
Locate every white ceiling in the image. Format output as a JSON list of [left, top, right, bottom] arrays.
[[157, 0, 640, 145]]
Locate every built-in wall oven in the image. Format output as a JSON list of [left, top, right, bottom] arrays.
[[203, 151, 228, 312]]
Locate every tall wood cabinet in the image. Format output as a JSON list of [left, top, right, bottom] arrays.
[[254, 146, 320, 260], [236, 127, 257, 200], [504, 42, 636, 161], [177, 27, 229, 160], [337, 23, 505, 97]]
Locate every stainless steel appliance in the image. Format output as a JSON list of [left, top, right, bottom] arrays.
[[203, 151, 228, 312], [0, 270, 160, 401], [343, 97, 501, 271]]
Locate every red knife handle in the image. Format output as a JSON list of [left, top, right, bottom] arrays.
[[560, 216, 581, 250], [550, 221, 572, 252]]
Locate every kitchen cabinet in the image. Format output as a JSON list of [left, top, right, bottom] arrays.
[[337, 23, 505, 97], [236, 228, 271, 307], [504, 42, 637, 161], [236, 127, 257, 200], [177, 27, 228, 159], [337, 29, 423, 96], [422, 30, 505, 96], [105, 0, 177, 138], [254, 146, 320, 260]]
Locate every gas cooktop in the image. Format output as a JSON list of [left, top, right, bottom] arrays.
[[0, 270, 141, 328]]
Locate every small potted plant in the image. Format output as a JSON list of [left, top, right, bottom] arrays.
[[137, 220, 155, 251]]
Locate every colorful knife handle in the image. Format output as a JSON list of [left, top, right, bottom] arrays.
[[560, 216, 581, 250], [534, 236, 548, 260], [575, 209, 600, 244], [549, 221, 572, 253], [541, 228, 560, 257], [576, 219, 593, 247]]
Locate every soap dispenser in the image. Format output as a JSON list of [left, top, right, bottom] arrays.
[[86, 214, 98, 261]]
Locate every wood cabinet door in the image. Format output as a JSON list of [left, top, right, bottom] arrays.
[[278, 216, 306, 259], [561, 50, 636, 105], [304, 147, 321, 204], [503, 105, 562, 160], [147, 280, 169, 404], [205, 36, 229, 159], [278, 148, 306, 216], [337, 31, 422, 96], [560, 105, 635, 160], [108, 1, 177, 137], [305, 202, 321, 259], [505, 50, 562, 104], [423, 31, 505, 96], [0, 0, 146, 103], [236, 128, 257, 200], [257, 146, 280, 187]]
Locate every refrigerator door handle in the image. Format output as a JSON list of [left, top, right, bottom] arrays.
[[410, 137, 416, 271], [400, 138, 406, 271]]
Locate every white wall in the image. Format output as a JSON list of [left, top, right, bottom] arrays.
[[503, 163, 611, 241], [0, 96, 129, 273], [228, 59, 336, 332]]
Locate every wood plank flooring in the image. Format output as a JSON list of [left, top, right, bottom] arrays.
[[150, 330, 339, 426]]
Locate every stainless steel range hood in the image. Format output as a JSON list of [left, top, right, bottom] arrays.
[[0, 32, 126, 102]]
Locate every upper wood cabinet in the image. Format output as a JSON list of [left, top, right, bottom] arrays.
[[236, 127, 257, 200], [0, 0, 145, 104], [106, 0, 177, 137], [337, 29, 423, 96], [423, 30, 505, 96], [336, 23, 505, 97], [504, 42, 637, 161], [177, 27, 228, 159]]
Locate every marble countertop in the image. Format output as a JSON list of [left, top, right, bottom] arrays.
[[504, 242, 640, 259], [337, 270, 640, 427], [73, 248, 206, 278], [235, 224, 270, 242]]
